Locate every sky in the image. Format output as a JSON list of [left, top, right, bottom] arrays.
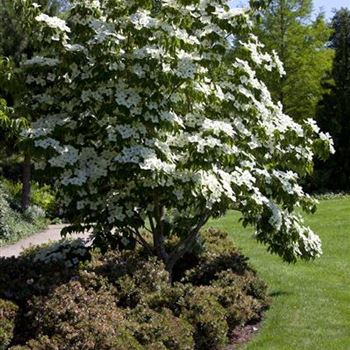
[[313, 0, 349, 18], [230, 0, 349, 18]]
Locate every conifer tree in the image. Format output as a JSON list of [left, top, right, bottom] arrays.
[[315, 8, 350, 191]]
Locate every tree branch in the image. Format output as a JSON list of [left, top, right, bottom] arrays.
[[152, 196, 169, 262], [131, 227, 154, 255], [166, 210, 211, 272]]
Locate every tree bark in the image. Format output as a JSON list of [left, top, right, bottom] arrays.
[[165, 211, 210, 278], [21, 151, 31, 211]]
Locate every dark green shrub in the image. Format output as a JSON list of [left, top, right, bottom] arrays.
[[86, 250, 170, 307], [0, 299, 18, 350], [144, 282, 190, 316], [115, 257, 169, 307], [180, 228, 252, 286], [9, 336, 62, 350], [0, 182, 49, 246], [0, 186, 13, 241], [11, 333, 142, 350], [181, 286, 228, 350], [199, 227, 239, 254], [127, 306, 194, 349], [26, 281, 141, 350], [0, 241, 89, 303], [182, 249, 251, 286], [214, 270, 270, 307]]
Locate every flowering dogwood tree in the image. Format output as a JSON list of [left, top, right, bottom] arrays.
[[22, 0, 333, 277]]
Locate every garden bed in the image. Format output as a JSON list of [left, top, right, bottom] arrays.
[[0, 228, 269, 350]]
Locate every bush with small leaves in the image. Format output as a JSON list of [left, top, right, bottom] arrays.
[[182, 228, 252, 286], [0, 186, 13, 241], [143, 282, 190, 317], [82, 249, 170, 307], [115, 257, 170, 307], [0, 299, 18, 350], [25, 281, 140, 350], [0, 240, 91, 304], [23, 205, 46, 223], [10, 334, 142, 350], [212, 273, 264, 328], [181, 286, 229, 350], [9, 336, 65, 350], [127, 306, 194, 350]]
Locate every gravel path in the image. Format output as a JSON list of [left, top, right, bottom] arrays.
[[0, 224, 89, 258]]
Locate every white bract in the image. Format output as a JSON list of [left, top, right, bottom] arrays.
[[23, 0, 333, 269], [35, 13, 70, 32]]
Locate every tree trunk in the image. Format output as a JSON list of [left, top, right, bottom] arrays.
[[21, 152, 31, 211]]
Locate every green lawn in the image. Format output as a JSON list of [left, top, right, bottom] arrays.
[[209, 197, 350, 350]]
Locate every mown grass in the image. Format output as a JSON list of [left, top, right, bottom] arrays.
[[209, 197, 350, 350]]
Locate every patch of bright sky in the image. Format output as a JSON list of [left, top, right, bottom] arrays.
[[229, 0, 349, 19]]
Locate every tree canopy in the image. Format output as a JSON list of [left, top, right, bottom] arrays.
[[315, 8, 350, 191], [254, 0, 333, 122], [18, 0, 333, 276]]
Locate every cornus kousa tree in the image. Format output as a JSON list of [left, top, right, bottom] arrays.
[[22, 0, 333, 278]]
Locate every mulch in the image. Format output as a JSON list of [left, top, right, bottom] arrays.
[[222, 321, 262, 349]]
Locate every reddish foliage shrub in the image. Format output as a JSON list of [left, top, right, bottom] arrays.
[[0, 299, 18, 349], [0, 228, 269, 350]]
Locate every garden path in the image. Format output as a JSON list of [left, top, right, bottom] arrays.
[[0, 225, 88, 258]]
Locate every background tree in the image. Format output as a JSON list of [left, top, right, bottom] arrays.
[[0, 0, 68, 210], [314, 8, 350, 191], [22, 0, 333, 280], [254, 0, 333, 122]]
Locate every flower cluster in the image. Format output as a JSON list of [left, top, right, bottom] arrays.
[[33, 238, 89, 268]]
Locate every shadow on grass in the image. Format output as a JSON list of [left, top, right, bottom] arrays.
[[269, 290, 292, 298]]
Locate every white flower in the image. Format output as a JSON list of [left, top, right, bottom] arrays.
[[267, 202, 283, 231], [319, 132, 335, 154], [23, 56, 59, 66], [130, 10, 159, 30], [36, 14, 70, 32]]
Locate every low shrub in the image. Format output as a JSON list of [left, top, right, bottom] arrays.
[[24, 281, 140, 350], [0, 182, 49, 247], [212, 272, 263, 328], [30, 238, 91, 268], [0, 254, 79, 304], [127, 306, 194, 349], [0, 228, 269, 350], [23, 206, 46, 223], [115, 257, 170, 308], [0, 186, 13, 242], [0, 299, 18, 350], [181, 286, 229, 350], [143, 282, 190, 317]]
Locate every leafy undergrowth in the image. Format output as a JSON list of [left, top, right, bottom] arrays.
[[0, 228, 269, 350], [0, 185, 49, 247]]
